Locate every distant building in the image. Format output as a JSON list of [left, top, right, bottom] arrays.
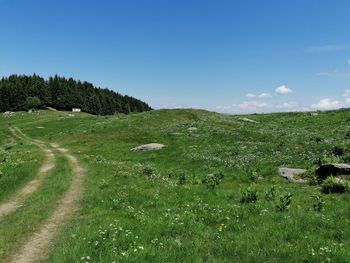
[[72, 108, 81, 112]]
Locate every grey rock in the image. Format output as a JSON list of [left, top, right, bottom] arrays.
[[279, 167, 307, 183], [188, 127, 198, 134], [131, 143, 165, 152], [240, 118, 259, 123], [316, 163, 350, 180]]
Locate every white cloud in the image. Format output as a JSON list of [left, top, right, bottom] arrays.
[[246, 93, 271, 98], [275, 102, 298, 109], [305, 45, 346, 53], [343, 89, 350, 97], [275, 85, 292, 95], [348, 59, 350, 65], [215, 101, 270, 114], [258, 93, 272, 98], [317, 69, 350, 77], [154, 103, 202, 109], [237, 101, 269, 110], [311, 98, 343, 110]]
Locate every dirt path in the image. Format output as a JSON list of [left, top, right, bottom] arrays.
[[0, 128, 55, 221], [9, 132, 86, 263]]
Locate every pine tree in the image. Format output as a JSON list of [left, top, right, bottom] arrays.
[[0, 74, 152, 114]]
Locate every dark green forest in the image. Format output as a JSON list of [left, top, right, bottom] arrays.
[[0, 74, 152, 115]]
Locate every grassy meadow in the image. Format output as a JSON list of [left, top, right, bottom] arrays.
[[1, 109, 350, 262]]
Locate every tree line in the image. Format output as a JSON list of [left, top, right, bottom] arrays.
[[0, 74, 152, 115]]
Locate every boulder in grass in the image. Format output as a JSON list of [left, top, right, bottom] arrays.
[[188, 127, 198, 134], [316, 163, 350, 180], [131, 143, 165, 152], [279, 167, 307, 183], [240, 118, 259, 124]]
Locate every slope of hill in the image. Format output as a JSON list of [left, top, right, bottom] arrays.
[[0, 74, 152, 115], [0, 109, 350, 262]]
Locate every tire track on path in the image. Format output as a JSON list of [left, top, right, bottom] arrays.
[[9, 130, 86, 263], [0, 128, 55, 221]]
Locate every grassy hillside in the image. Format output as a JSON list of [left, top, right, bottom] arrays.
[[1, 109, 350, 262]]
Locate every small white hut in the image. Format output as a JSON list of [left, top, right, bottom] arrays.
[[72, 108, 81, 113]]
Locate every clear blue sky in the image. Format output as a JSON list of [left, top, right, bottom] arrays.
[[1, 0, 350, 113]]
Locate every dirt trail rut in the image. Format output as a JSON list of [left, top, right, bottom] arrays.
[[0, 128, 55, 221], [9, 133, 86, 263]]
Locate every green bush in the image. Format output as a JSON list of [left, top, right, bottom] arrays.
[[312, 195, 325, 212], [300, 167, 321, 186], [319, 155, 342, 165], [330, 146, 345, 156], [177, 173, 186, 185], [143, 167, 153, 176], [308, 175, 323, 186], [321, 177, 349, 194], [276, 193, 293, 212], [202, 172, 224, 189], [265, 186, 276, 201], [240, 187, 258, 203], [249, 170, 260, 183]]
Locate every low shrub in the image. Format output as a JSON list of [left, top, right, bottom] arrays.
[[300, 167, 321, 186], [330, 146, 345, 156], [312, 194, 325, 212], [321, 177, 349, 194], [240, 187, 258, 203], [276, 193, 293, 212], [249, 170, 260, 183], [264, 186, 276, 201], [143, 167, 153, 176], [319, 155, 342, 165], [177, 173, 186, 185], [202, 172, 224, 189]]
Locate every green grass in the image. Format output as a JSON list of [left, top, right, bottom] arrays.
[[0, 140, 43, 202], [0, 155, 73, 260], [0, 119, 46, 203], [1, 109, 350, 262]]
